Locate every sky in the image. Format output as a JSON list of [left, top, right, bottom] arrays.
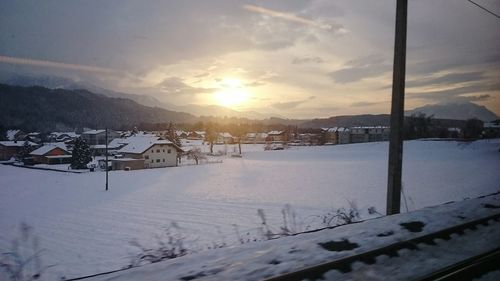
[[0, 0, 499, 119]]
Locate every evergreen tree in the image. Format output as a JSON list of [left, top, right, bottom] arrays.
[[18, 140, 33, 161], [71, 138, 92, 169]]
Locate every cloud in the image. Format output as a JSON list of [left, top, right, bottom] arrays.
[[464, 94, 491, 101], [350, 101, 386, 107], [0, 55, 116, 74], [329, 55, 392, 84], [194, 72, 210, 78], [157, 77, 216, 95], [405, 71, 486, 88], [379, 71, 489, 90], [242, 4, 345, 32], [292, 56, 324, 64], [408, 82, 500, 103], [245, 81, 265, 87], [271, 96, 315, 110]]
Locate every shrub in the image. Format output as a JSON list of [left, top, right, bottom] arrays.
[[0, 223, 51, 281]]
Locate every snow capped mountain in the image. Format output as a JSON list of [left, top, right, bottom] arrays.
[[406, 102, 498, 121]]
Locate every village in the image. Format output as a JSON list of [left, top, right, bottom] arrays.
[[1, 121, 499, 173]]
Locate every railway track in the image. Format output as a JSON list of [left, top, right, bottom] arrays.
[[263, 212, 500, 281]]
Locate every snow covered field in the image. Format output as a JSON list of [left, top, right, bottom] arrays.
[[0, 140, 499, 280]]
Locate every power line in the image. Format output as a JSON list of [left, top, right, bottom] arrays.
[[468, 0, 500, 18]]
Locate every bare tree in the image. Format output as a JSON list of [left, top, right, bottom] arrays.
[[186, 148, 205, 165]]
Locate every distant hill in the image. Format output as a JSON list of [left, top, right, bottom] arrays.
[[405, 102, 498, 121], [0, 84, 196, 132]]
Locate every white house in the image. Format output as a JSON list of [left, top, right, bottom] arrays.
[[112, 137, 183, 170], [216, 132, 235, 144]]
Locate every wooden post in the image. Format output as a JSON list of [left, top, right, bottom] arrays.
[[387, 0, 408, 215]]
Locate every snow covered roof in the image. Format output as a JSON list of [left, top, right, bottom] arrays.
[[30, 143, 69, 156], [323, 127, 338, 132], [118, 137, 177, 154], [0, 141, 37, 147], [176, 130, 187, 136], [6, 129, 22, 140], [219, 132, 233, 138], [82, 129, 106, 135], [50, 132, 80, 138], [108, 134, 159, 148], [267, 130, 284, 135]]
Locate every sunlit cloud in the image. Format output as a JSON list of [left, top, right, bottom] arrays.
[[242, 4, 346, 32], [0, 55, 116, 74]]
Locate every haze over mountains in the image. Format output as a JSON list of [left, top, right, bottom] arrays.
[[0, 75, 497, 132], [1, 74, 276, 120]]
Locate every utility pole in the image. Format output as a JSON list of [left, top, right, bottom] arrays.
[[105, 128, 109, 191], [387, 0, 408, 215]]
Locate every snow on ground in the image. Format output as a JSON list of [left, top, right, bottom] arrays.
[[84, 193, 500, 281], [0, 140, 499, 280]]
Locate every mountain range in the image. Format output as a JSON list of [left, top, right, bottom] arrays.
[[0, 74, 498, 132], [2, 74, 276, 119], [0, 84, 196, 132]]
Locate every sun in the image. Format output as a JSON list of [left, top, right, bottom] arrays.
[[213, 78, 250, 108]]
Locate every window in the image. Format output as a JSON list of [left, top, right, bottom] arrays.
[[156, 159, 160, 163], [168, 149, 171, 153], [151, 160, 153, 163], [162, 159, 165, 162], [163, 149, 165, 152], [151, 150, 153, 153], [145, 155, 149, 159], [157, 149, 160, 153]]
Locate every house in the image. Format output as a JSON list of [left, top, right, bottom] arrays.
[[322, 127, 350, 144], [337, 128, 350, 144], [6, 129, 26, 141], [48, 132, 80, 143], [243, 132, 268, 144], [30, 143, 71, 164], [447, 127, 462, 138], [350, 127, 370, 143], [112, 137, 183, 170], [92, 133, 159, 156], [350, 126, 390, 143], [323, 128, 339, 144], [483, 122, 500, 138], [187, 131, 205, 140], [216, 132, 235, 144], [0, 141, 38, 161], [266, 131, 287, 142], [297, 133, 321, 145], [367, 126, 390, 142], [81, 129, 120, 145]]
